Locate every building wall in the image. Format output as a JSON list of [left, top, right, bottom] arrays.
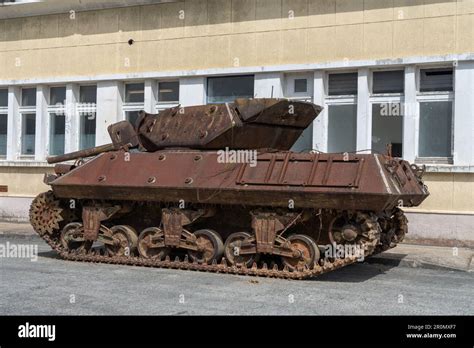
[[0, 1, 473, 245], [0, 0, 473, 80]]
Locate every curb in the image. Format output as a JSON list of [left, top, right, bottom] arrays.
[[366, 254, 472, 273]]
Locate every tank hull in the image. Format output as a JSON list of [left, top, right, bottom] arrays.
[[50, 150, 428, 212]]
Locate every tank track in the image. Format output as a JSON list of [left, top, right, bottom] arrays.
[[30, 193, 403, 280]]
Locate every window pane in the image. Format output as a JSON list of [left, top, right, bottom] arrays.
[[328, 73, 357, 96], [126, 111, 140, 127], [419, 102, 452, 157], [294, 79, 307, 93], [49, 113, 65, 156], [80, 86, 97, 104], [125, 83, 144, 103], [21, 113, 36, 155], [0, 89, 7, 107], [328, 105, 357, 153], [158, 81, 179, 102], [420, 69, 453, 92], [79, 113, 96, 150], [22, 88, 36, 107], [0, 114, 7, 156], [207, 75, 254, 104], [373, 71, 404, 94], [50, 87, 66, 106], [372, 103, 403, 157]]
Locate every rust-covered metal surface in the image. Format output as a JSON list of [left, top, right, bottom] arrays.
[[136, 98, 322, 151], [32, 98, 429, 280], [50, 151, 427, 212]]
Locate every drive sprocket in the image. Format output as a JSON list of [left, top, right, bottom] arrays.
[[29, 191, 66, 236]]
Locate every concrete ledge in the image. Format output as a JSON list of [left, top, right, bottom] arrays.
[[368, 243, 474, 272], [0, 197, 33, 223], [404, 212, 474, 248]]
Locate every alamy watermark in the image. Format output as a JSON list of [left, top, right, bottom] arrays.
[[0, 242, 38, 262], [324, 243, 365, 262], [217, 147, 257, 168]]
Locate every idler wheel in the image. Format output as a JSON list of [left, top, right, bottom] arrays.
[[137, 227, 170, 260], [188, 229, 224, 264], [60, 222, 92, 253], [281, 234, 319, 271], [224, 232, 258, 268], [105, 225, 138, 257]]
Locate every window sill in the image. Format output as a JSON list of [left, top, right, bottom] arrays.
[[423, 164, 474, 173], [0, 160, 52, 167], [416, 157, 453, 165]]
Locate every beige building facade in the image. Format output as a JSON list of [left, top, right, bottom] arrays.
[[0, 0, 473, 245]]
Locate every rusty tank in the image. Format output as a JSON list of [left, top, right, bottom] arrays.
[[30, 98, 429, 279]]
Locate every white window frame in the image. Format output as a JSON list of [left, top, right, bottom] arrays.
[[0, 88, 7, 159], [324, 71, 358, 153], [77, 84, 97, 150], [415, 66, 455, 164], [284, 73, 314, 102], [123, 82, 145, 123], [0, 105, 7, 160], [156, 80, 180, 112], [47, 86, 67, 157], [19, 87, 37, 159], [369, 68, 405, 157]]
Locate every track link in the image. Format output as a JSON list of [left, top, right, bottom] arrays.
[[41, 233, 360, 280], [30, 192, 397, 280]]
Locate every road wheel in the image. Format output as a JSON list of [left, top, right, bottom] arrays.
[[188, 229, 224, 264], [60, 222, 92, 253], [224, 232, 257, 267], [105, 225, 138, 257], [281, 234, 319, 271], [137, 227, 170, 260]]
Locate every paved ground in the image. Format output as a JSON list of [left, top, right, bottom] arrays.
[[1, 234, 473, 315]]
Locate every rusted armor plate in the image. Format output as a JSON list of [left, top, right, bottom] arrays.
[[51, 151, 428, 212]]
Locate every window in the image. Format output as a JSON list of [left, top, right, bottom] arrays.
[[49, 113, 65, 156], [294, 79, 307, 93], [125, 111, 140, 126], [372, 103, 403, 157], [123, 83, 144, 126], [372, 70, 404, 94], [125, 83, 145, 103], [416, 67, 454, 162], [418, 102, 453, 158], [326, 73, 358, 152], [207, 75, 254, 104], [0, 114, 7, 156], [0, 89, 7, 157], [19, 88, 37, 157], [420, 68, 453, 92], [0, 89, 7, 107], [21, 113, 36, 155], [50, 87, 66, 106], [327, 105, 357, 153], [79, 113, 96, 150], [47, 86, 67, 156], [158, 81, 179, 103], [78, 85, 97, 150], [21, 88, 36, 107], [328, 73, 357, 96], [80, 85, 97, 104], [284, 74, 314, 152]]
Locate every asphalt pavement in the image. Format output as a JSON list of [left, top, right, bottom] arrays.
[[1, 234, 472, 316]]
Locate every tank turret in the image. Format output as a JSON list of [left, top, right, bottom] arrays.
[[47, 98, 321, 164]]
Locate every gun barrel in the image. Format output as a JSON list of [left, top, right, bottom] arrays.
[[47, 143, 116, 164]]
